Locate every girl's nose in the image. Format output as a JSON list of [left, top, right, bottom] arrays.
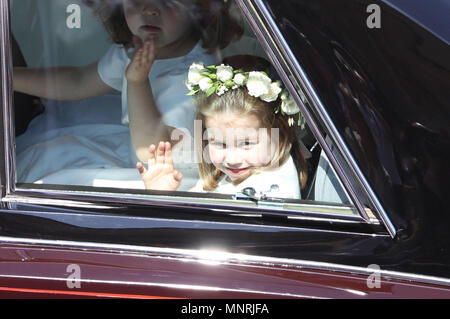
[[224, 149, 242, 166], [142, 3, 160, 16]]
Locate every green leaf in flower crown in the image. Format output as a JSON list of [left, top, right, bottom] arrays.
[[206, 65, 217, 70], [274, 105, 280, 114], [186, 89, 199, 96], [206, 86, 216, 97], [224, 80, 234, 88]]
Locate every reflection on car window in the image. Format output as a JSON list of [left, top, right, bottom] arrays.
[[11, 0, 353, 211]]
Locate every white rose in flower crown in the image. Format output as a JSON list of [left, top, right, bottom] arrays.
[[187, 62, 205, 85], [281, 94, 300, 115], [233, 73, 246, 86], [261, 81, 282, 102], [198, 77, 213, 92], [246, 71, 271, 97], [216, 64, 234, 82], [217, 85, 229, 96]]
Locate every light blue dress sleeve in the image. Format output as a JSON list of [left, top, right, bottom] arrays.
[[98, 42, 216, 134], [97, 44, 128, 92]]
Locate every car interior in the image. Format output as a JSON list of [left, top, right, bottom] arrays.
[[10, 0, 353, 212]]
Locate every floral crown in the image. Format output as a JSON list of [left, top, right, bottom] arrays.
[[186, 62, 306, 127]]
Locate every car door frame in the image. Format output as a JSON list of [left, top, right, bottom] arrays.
[[1, 0, 450, 298]]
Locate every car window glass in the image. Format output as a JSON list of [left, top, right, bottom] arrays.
[[10, 0, 359, 216]]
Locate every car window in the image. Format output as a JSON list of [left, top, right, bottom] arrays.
[[8, 0, 373, 221]]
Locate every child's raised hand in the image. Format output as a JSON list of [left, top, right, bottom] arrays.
[[125, 36, 158, 84], [137, 141, 183, 191]]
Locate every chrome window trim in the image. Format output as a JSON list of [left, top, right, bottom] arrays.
[[235, 0, 397, 237], [1, 235, 449, 289], [0, 0, 382, 228], [1, 209, 382, 237], [3, 187, 370, 224], [0, 0, 15, 197]]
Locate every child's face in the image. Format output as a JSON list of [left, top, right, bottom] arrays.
[[123, 0, 193, 48], [205, 112, 279, 182]]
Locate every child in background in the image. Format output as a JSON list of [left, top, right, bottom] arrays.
[[14, 0, 243, 163], [137, 56, 308, 198]]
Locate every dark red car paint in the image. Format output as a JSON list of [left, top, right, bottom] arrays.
[[1, 244, 449, 298]]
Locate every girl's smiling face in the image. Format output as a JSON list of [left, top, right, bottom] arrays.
[[123, 0, 194, 50], [205, 111, 279, 181]]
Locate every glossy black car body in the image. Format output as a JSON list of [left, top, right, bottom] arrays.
[[0, 0, 449, 298], [261, 0, 450, 275]]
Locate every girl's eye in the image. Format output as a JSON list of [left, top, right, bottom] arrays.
[[239, 141, 257, 149], [210, 141, 226, 148]]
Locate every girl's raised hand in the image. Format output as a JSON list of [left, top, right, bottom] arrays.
[[125, 36, 158, 84], [137, 141, 183, 191]]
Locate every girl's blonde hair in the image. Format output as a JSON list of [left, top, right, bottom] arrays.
[[195, 56, 308, 191], [84, 0, 243, 51]]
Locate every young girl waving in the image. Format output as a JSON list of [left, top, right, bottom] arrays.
[[137, 56, 308, 198], [14, 0, 242, 162]]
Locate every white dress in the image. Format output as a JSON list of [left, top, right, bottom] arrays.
[[97, 42, 216, 135], [14, 38, 274, 191], [16, 43, 215, 189], [191, 155, 301, 199]]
